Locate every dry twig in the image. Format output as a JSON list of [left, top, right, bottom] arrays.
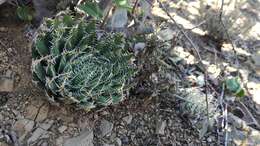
[[219, 0, 239, 66], [155, 0, 210, 122]]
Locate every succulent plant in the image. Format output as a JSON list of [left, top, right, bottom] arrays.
[[31, 12, 136, 110]]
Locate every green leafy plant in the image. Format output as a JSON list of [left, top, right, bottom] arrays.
[[113, 0, 132, 9], [78, 1, 103, 19], [225, 77, 245, 97], [16, 5, 33, 21], [31, 12, 136, 110]]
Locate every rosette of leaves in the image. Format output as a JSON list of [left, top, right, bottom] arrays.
[[31, 13, 136, 110]]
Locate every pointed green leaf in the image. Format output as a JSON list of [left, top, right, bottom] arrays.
[[63, 15, 74, 27], [97, 96, 111, 105], [46, 64, 56, 77], [32, 46, 40, 59], [35, 37, 50, 56], [33, 62, 46, 84], [47, 78, 59, 95], [113, 0, 132, 10], [78, 1, 103, 19], [16, 6, 33, 21], [112, 95, 122, 103], [58, 55, 67, 73]]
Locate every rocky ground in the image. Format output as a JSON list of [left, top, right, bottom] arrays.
[[0, 4, 212, 146], [1, 1, 260, 146]]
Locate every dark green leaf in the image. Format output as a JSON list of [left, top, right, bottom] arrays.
[[63, 15, 74, 27], [225, 77, 245, 97], [78, 2, 103, 19], [225, 77, 240, 93], [33, 62, 46, 84], [46, 64, 56, 77], [35, 37, 50, 56], [16, 6, 33, 21], [113, 0, 132, 9]]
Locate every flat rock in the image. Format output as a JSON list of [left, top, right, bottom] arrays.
[[158, 28, 175, 41], [25, 105, 38, 120], [0, 70, 15, 92], [56, 136, 64, 146], [58, 125, 67, 133], [110, 8, 128, 29], [39, 120, 54, 130], [122, 115, 133, 124], [0, 142, 8, 146], [0, 114, 3, 121], [36, 104, 49, 122], [27, 128, 47, 144], [103, 144, 115, 146], [252, 50, 260, 75], [156, 120, 166, 135], [247, 80, 260, 105], [0, 0, 6, 5], [100, 119, 113, 137], [64, 128, 93, 146], [14, 119, 34, 138], [25, 104, 49, 122], [115, 137, 122, 146]]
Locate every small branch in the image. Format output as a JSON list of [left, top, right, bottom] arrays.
[[204, 71, 210, 122], [156, 0, 211, 122], [238, 101, 260, 129], [219, 0, 239, 66], [186, 20, 206, 31], [132, 0, 139, 15], [224, 104, 228, 146], [156, 0, 202, 62], [219, 0, 224, 21], [101, 5, 114, 29]]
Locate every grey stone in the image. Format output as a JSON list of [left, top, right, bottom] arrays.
[[110, 8, 128, 29], [0, 70, 15, 92], [56, 137, 64, 146], [0, 0, 6, 5], [156, 120, 166, 135], [58, 126, 67, 133], [115, 137, 122, 146], [100, 119, 113, 137], [158, 28, 175, 41], [64, 128, 93, 146], [0, 114, 3, 121], [122, 115, 133, 124], [0, 142, 8, 146], [39, 120, 54, 130], [252, 51, 260, 75], [36, 104, 49, 122], [25, 105, 38, 120], [27, 128, 47, 144], [14, 119, 34, 141], [103, 144, 115, 146], [39, 141, 48, 146], [134, 43, 146, 55]]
